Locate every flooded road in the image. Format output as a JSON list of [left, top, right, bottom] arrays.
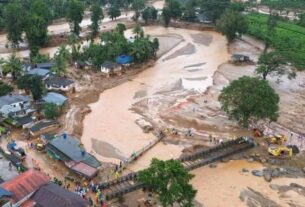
[[81, 26, 230, 166]]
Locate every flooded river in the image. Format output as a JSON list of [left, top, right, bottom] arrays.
[[81, 26, 230, 166]]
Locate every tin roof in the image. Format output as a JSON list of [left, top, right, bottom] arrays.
[[0, 94, 29, 108], [27, 68, 50, 77], [1, 170, 50, 204], [45, 77, 74, 88], [31, 183, 88, 207], [42, 92, 67, 106]]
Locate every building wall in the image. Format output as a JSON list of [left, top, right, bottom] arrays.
[[46, 84, 73, 92], [0, 101, 31, 117]]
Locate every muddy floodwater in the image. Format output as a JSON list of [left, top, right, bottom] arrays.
[[81, 26, 230, 166]]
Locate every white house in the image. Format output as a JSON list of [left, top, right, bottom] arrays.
[[0, 94, 31, 118], [45, 77, 74, 92], [101, 61, 122, 75]]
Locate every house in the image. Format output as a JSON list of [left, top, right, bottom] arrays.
[[1, 169, 50, 207], [116, 55, 134, 66], [30, 183, 88, 207], [42, 92, 68, 107], [14, 115, 35, 129], [101, 61, 122, 75], [27, 68, 50, 80], [29, 120, 60, 137], [0, 94, 31, 118], [34, 62, 54, 70], [45, 77, 74, 92], [45, 133, 101, 179]]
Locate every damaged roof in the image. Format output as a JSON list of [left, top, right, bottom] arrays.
[[1, 170, 50, 204]]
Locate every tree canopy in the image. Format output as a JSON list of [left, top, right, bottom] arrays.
[[216, 9, 248, 42], [255, 52, 287, 80], [90, 1, 103, 38], [43, 103, 60, 119], [0, 81, 13, 96], [66, 0, 85, 36], [108, 4, 121, 20], [218, 76, 279, 127], [17, 74, 45, 100], [2, 54, 23, 79], [138, 159, 197, 207]]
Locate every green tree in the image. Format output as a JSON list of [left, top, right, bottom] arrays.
[[162, 7, 171, 27], [264, 13, 278, 52], [43, 103, 60, 119], [299, 13, 305, 27], [90, 1, 103, 38], [218, 76, 279, 127], [141, 6, 158, 24], [108, 4, 121, 20], [69, 34, 81, 62], [2, 54, 22, 79], [133, 24, 144, 38], [131, 36, 157, 62], [66, 0, 84, 36], [52, 45, 71, 76], [166, 0, 182, 20], [116, 23, 126, 35], [255, 52, 288, 80], [216, 9, 248, 42], [200, 0, 230, 22], [0, 82, 13, 96], [17, 75, 45, 100], [132, 0, 145, 21], [139, 159, 197, 207], [25, 15, 49, 56], [4, 2, 26, 47], [31, 0, 52, 23]]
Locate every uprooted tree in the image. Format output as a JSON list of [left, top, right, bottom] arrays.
[[218, 76, 279, 127], [138, 159, 197, 207]]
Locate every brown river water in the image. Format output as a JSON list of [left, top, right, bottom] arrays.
[[81, 26, 230, 166]]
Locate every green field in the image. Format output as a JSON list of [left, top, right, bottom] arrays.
[[246, 13, 305, 70]]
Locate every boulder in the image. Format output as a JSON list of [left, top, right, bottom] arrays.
[[252, 170, 263, 177], [271, 169, 281, 178], [247, 158, 254, 163], [264, 171, 272, 182]]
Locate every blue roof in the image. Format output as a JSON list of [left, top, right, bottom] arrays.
[[27, 68, 50, 77], [116, 55, 133, 65], [42, 92, 67, 106], [0, 186, 12, 198]]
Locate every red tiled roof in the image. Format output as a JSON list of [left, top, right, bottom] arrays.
[[2, 169, 50, 204], [20, 199, 36, 207]]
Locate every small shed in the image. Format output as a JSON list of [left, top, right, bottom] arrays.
[[42, 92, 67, 107], [116, 55, 134, 66], [231, 54, 250, 63], [27, 68, 50, 80], [101, 61, 122, 75], [29, 120, 60, 137]]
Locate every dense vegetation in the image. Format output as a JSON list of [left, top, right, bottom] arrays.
[[247, 13, 305, 69], [0, 81, 13, 96], [81, 24, 159, 69]]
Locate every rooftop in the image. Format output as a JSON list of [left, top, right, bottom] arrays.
[[35, 62, 54, 70], [27, 68, 50, 77], [0, 94, 29, 108], [31, 183, 88, 207], [42, 92, 67, 106], [45, 77, 74, 87], [48, 134, 101, 168], [101, 61, 120, 69], [30, 120, 59, 132], [1, 169, 50, 204]]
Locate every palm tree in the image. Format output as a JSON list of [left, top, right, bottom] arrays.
[[51, 45, 70, 76], [133, 24, 144, 38], [2, 53, 22, 79]]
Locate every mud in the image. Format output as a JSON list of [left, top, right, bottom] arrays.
[[162, 43, 196, 61]]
